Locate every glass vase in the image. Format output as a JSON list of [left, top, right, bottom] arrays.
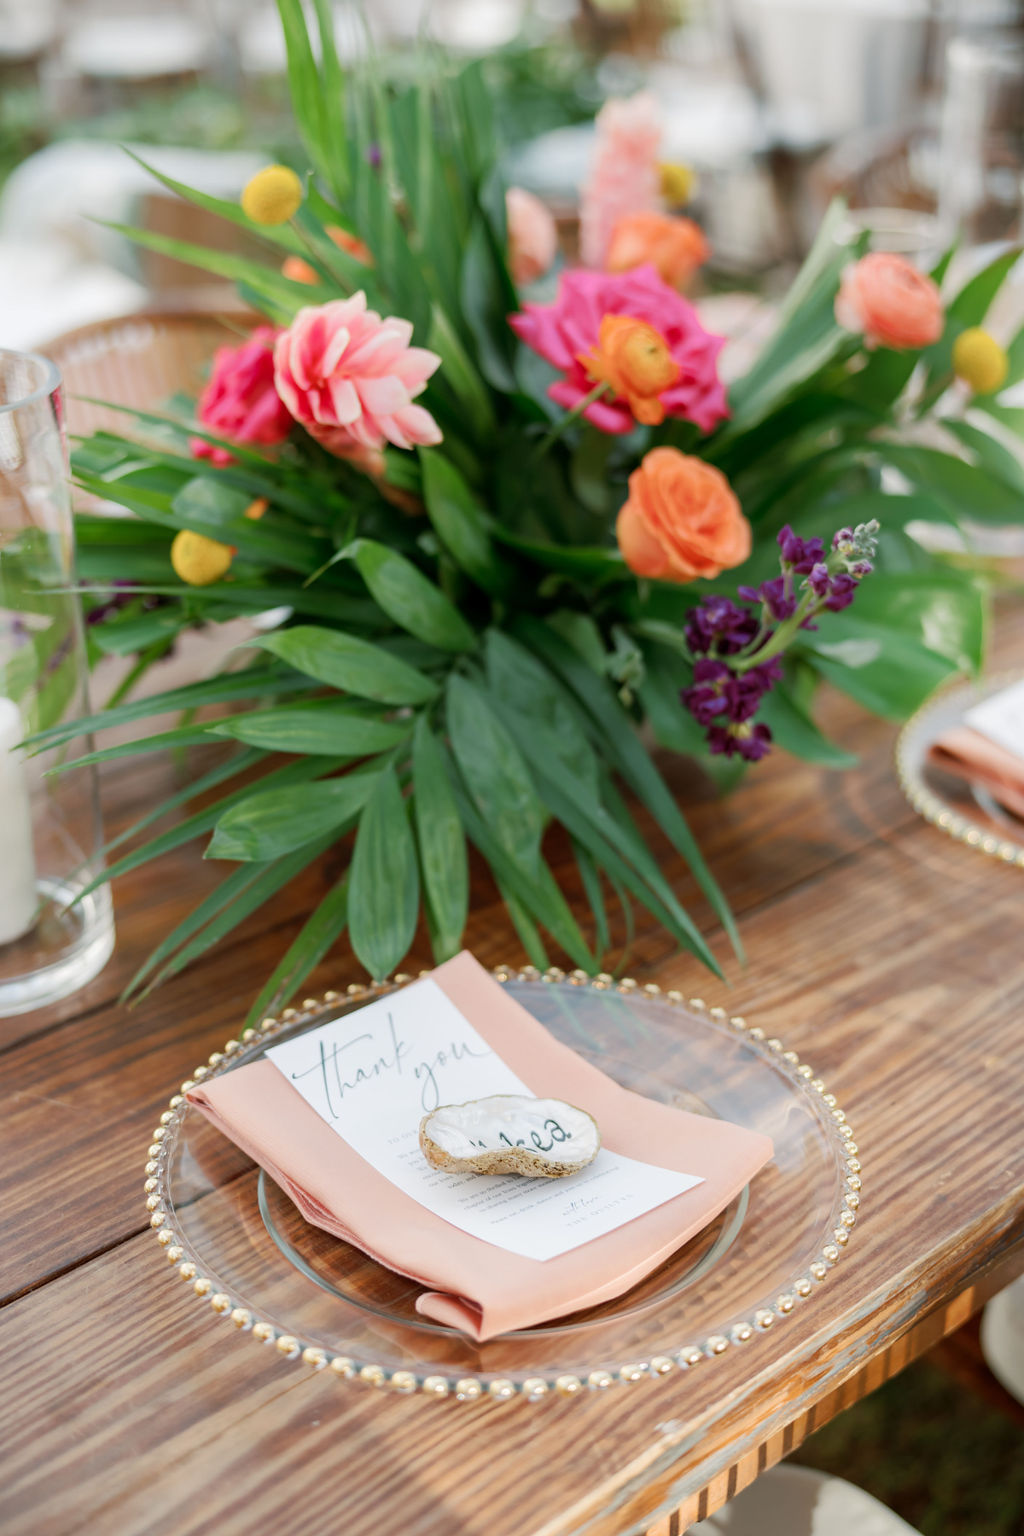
[[0, 349, 114, 1015]]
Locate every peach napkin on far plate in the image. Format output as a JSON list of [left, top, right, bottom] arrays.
[[927, 726, 1024, 821], [188, 952, 773, 1341]]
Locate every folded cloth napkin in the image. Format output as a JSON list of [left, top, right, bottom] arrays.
[[188, 952, 773, 1341], [928, 725, 1024, 821]]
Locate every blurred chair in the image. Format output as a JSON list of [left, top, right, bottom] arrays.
[[40, 309, 250, 445], [687, 1463, 923, 1534]]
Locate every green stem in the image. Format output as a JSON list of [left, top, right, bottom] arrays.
[[533, 382, 611, 461]]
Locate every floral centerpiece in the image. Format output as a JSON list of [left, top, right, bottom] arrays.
[[47, 1, 1022, 1022]]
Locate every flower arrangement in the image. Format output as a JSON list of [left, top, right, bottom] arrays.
[[50, 1, 1022, 1022]]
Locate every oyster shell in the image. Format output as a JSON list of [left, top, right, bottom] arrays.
[[419, 1094, 600, 1178]]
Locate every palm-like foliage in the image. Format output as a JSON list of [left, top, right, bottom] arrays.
[[44, 1, 1022, 1023]]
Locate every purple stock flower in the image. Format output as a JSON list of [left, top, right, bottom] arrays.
[[684, 594, 759, 656], [823, 572, 857, 611], [738, 574, 797, 622], [706, 720, 773, 762], [778, 524, 825, 575]]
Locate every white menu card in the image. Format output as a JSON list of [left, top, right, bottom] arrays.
[[265, 978, 702, 1261], [965, 678, 1024, 763]]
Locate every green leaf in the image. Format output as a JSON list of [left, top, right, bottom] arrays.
[[22, 667, 311, 754], [127, 834, 337, 1001], [427, 305, 497, 442], [349, 765, 419, 980], [350, 538, 476, 652], [496, 879, 549, 970], [948, 247, 1022, 329], [251, 626, 438, 705], [420, 453, 510, 597], [446, 673, 546, 874], [515, 616, 741, 959], [244, 872, 350, 1027], [941, 417, 1024, 495], [207, 769, 379, 860], [484, 629, 599, 796], [572, 839, 609, 961], [756, 684, 858, 768], [799, 615, 958, 718], [211, 702, 411, 756], [878, 445, 1024, 524], [842, 572, 987, 675], [89, 608, 188, 657], [170, 477, 329, 571], [412, 717, 468, 963]]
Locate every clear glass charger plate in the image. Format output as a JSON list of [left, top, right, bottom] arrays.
[[145, 970, 862, 1402], [896, 670, 1024, 870]]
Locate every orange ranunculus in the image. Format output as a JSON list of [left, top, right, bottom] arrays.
[[834, 252, 943, 350], [580, 314, 680, 425], [616, 447, 750, 582], [282, 226, 373, 285], [606, 211, 710, 291]]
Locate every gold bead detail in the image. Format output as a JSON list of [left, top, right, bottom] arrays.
[[145, 1195, 160, 1211], [178, 1261, 196, 1281], [149, 1212, 166, 1229], [193, 1277, 212, 1297], [210, 1293, 231, 1313], [144, 1177, 157, 1194], [706, 1335, 729, 1355], [650, 1356, 674, 1376], [359, 1364, 385, 1386], [303, 1348, 327, 1370], [555, 1374, 582, 1395], [489, 1378, 517, 1400], [231, 1309, 252, 1330], [588, 1370, 613, 1389], [619, 1363, 646, 1382], [252, 1323, 275, 1343], [455, 1378, 482, 1400], [754, 1309, 774, 1329], [155, 1228, 172, 1246], [678, 1347, 703, 1367], [329, 1356, 354, 1377], [390, 1371, 416, 1393], [777, 1293, 795, 1314], [731, 1323, 753, 1343], [795, 1277, 812, 1297], [166, 1246, 182, 1264], [422, 1375, 449, 1396]]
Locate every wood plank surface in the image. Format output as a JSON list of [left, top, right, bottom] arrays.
[[2, 611, 1024, 1536]]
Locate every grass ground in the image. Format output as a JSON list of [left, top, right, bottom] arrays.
[[793, 1341, 1024, 1535]]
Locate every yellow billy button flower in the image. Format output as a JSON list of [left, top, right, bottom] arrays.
[[658, 161, 698, 207], [953, 327, 1009, 395], [241, 164, 303, 226], [171, 530, 234, 586], [581, 314, 680, 426]]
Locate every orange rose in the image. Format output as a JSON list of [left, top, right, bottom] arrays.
[[580, 314, 680, 425], [834, 253, 943, 350], [616, 448, 750, 582], [606, 211, 710, 291], [282, 226, 372, 285]]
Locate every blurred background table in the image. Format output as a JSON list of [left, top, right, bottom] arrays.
[[2, 600, 1024, 1536]]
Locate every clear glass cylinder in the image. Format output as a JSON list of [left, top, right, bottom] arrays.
[[0, 349, 114, 1015]]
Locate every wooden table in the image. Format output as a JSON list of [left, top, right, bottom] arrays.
[[4, 613, 1024, 1536]]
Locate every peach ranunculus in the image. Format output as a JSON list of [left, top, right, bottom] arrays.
[[834, 253, 944, 350], [506, 186, 558, 286], [606, 211, 709, 292], [616, 448, 750, 582], [274, 293, 442, 453], [282, 225, 373, 285], [581, 315, 680, 426]]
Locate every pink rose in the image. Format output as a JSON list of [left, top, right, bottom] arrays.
[[509, 264, 729, 434], [506, 187, 558, 286], [274, 293, 442, 452], [191, 326, 293, 466], [835, 253, 944, 351]]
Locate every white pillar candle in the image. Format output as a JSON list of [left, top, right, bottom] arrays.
[[0, 696, 38, 944]]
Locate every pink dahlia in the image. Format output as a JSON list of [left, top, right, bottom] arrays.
[[510, 264, 729, 435], [191, 326, 293, 466], [579, 92, 662, 269], [274, 293, 442, 452]]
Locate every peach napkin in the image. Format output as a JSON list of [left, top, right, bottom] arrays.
[[928, 725, 1024, 821], [188, 952, 773, 1340]]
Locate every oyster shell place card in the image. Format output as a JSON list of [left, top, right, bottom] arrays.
[[263, 978, 701, 1262], [188, 952, 774, 1339]]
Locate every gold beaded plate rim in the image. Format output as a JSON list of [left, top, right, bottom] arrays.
[[146, 968, 862, 1403], [895, 670, 1024, 871]]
